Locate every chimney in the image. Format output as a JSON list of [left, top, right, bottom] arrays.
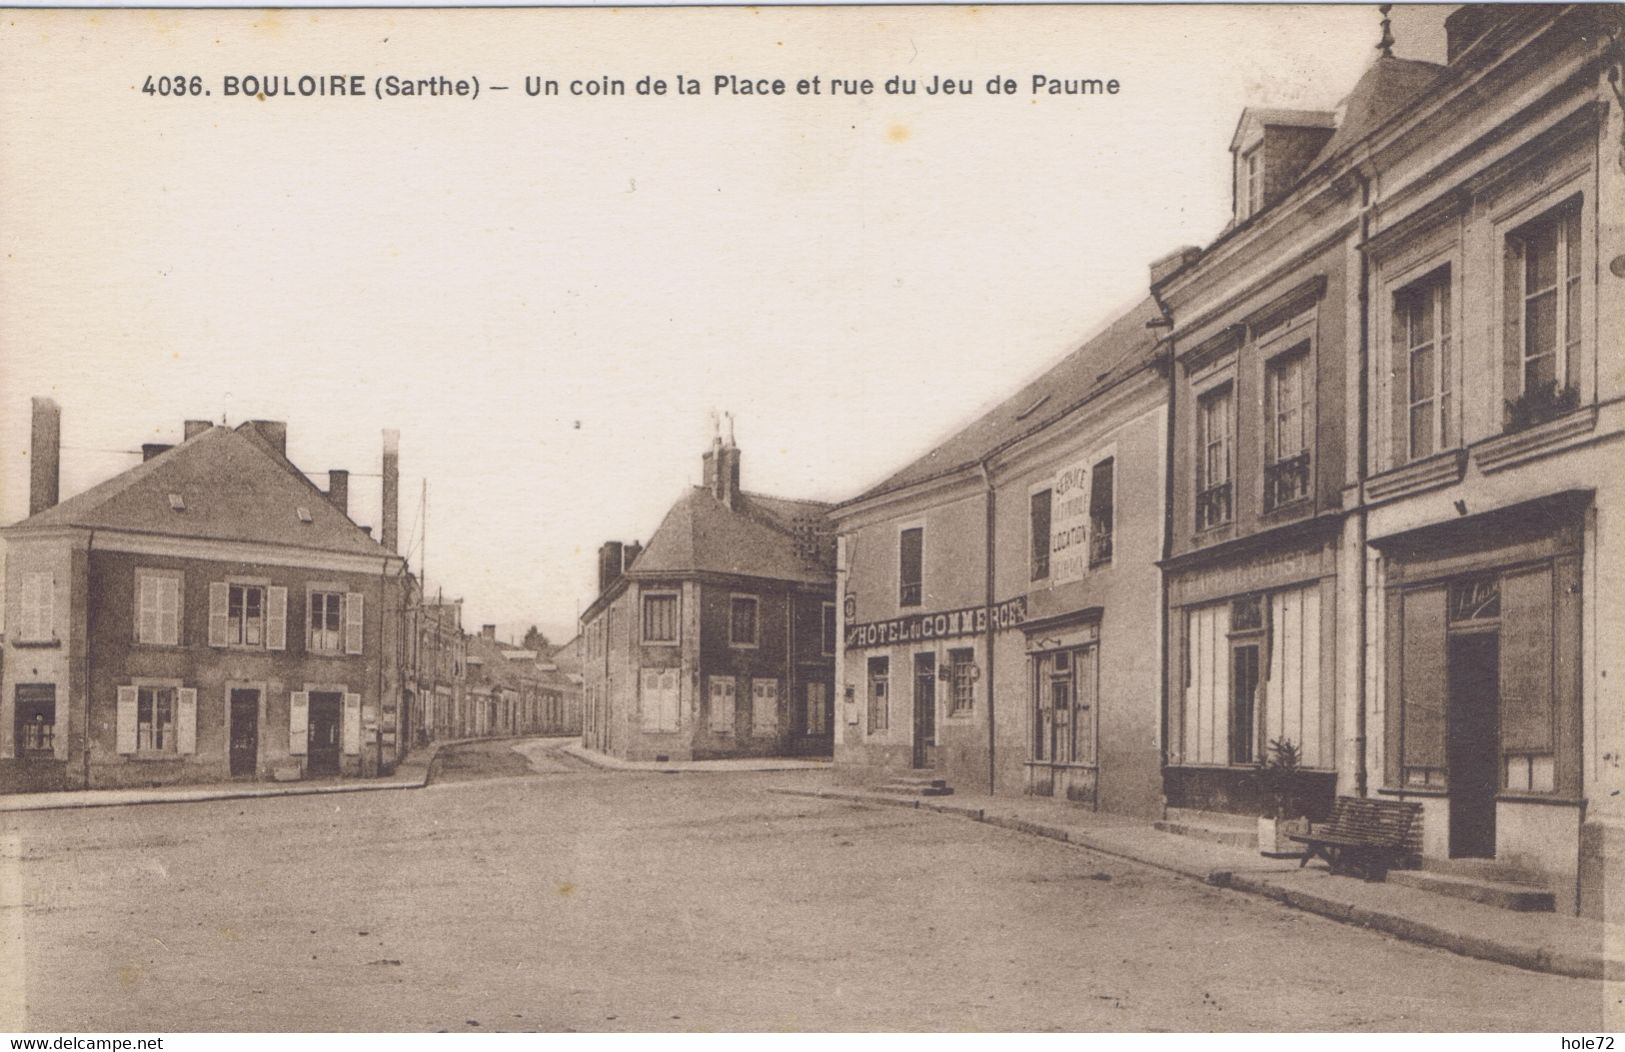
[[623, 541, 643, 573], [141, 443, 173, 462], [247, 420, 287, 457], [327, 469, 350, 515], [703, 412, 740, 508], [598, 541, 625, 594], [183, 419, 212, 441], [381, 429, 400, 553], [29, 397, 60, 516], [481, 624, 497, 642]]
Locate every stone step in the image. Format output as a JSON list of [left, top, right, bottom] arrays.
[[873, 780, 954, 797], [1153, 818, 1259, 850], [885, 775, 949, 788], [1388, 869, 1556, 912], [1163, 807, 1259, 833], [1421, 855, 1550, 887]]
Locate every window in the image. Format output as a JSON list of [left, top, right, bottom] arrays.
[[867, 656, 889, 733], [14, 684, 55, 756], [729, 595, 759, 647], [310, 591, 344, 652], [1089, 459, 1114, 566], [1033, 646, 1095, 765], [1030, 489, 1052, 580], [821, 602, 837, 656], [899, 527, 923, 606], [1264, 349, 1311, 509], [948, 647, 976, 715], [229, 584, 265, 646], [136, 572, 182, 646], [1393, 272, 1454, 463], [1505, 198, 1582, 407], [643, 593, 678, 644], [1196, 385, 1233, 530], [18, 572, 53, 642], [137, 685, 177, 752]]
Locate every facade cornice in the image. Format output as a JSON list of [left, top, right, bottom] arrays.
[[5, 525, 405, 577]]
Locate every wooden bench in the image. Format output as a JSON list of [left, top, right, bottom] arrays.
[[1288, 796, 1421, 881]]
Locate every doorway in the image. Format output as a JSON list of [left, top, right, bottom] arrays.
[[1230, 643, 1261, 765], [307, 692, 343, 776], [229, 688, 259, 777], [912, 652, 937, 769], [1447, 632, 1499, 859]]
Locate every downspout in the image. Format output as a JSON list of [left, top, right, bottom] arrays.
[[1148, 297, 1177, 802], [83, 528, 96, 788], [979, 460, 997, 795], [377, 555, 390, 777], [1354, 167, 1373, 798]]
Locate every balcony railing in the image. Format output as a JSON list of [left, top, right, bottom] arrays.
[[1195, 481, 1233, 531], [1264, 451, 1311, 511]]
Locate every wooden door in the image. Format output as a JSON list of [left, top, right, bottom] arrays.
[[307, 693, 343, 775], [913, 653, 937, 769], [229, 689, 259, 776], [1447, 632, 1499, 858]]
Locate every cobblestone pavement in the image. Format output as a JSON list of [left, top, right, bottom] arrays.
[[1, 739, 1609, 1031]]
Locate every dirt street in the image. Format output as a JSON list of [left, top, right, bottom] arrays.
[[1, 739, 1610, 1031]]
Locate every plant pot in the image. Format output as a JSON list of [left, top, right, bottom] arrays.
[[1258, 815, 1310, 858]]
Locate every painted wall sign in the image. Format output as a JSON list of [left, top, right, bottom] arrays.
[[1049, 461, 1093, 584], [845, 596, 1026, 649]]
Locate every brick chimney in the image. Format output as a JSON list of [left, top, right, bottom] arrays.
[[481, 624, 497, 642], [623, 541, 643, 572], [381, 429, 400, 553], [29, 397, 60, 516], [142, 443, 173, 462], [184, 419, 212, 441], [246, 420, 287, 457], [327, 469, 350, 515], [598, 541, 625, 594], [702, 412, 741, 508]]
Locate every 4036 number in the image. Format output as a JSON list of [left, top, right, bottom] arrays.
[[142, 75, 207, 97]]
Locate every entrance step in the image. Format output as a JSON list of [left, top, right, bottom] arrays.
[[1388, 869, 1556, 912], [1153, 817, 1258, 850], [1421, 856, 1551, 886], [873, 776, 953, 797]]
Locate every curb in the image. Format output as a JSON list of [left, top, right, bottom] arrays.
[[771, 786, 1620, 981], [564, 743, 834, 774]]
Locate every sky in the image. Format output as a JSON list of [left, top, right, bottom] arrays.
[[0, 4, 1452, 642]]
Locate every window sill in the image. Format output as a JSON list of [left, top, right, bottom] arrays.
[[1365, 448, 1468, 504], [1260, 496, 1312, 520], [728, 643, 760, 650], [1474, 406, 1598, 474], [123, 752, 186, 762], [642, 640, 680, 648], [11, 638, 62, 649], [1025, 759, 1098, 771]]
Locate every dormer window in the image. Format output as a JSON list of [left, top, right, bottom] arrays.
[[296, 506, 313, 523], [1242, 148, 1262, 219], [167, 493, 186, 512]]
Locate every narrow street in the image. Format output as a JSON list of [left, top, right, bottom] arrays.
[[2, 739, 1608, 1032]]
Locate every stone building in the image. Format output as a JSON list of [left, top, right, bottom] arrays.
[[580, 428, 836, 761]]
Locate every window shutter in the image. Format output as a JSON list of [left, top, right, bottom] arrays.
[[289, 691, 309, 754], [709, 677, 735, 733], [1391, 298, 1410, 468], [208, 582, 229, 647], [1502, 239, 1522, 405], [752, 679, 779, 737], [1500, 566, 1553, 754], [343, 693, 362, 754], [345, 593, 365, 655], [266, 586, 288, 651], [135, 576, 155, 644], [640, 668, 662, 732], [659, 669, 680, 732], [1400, 586, 1447, 770], [116, 686, 138, 754], [176, 688, 198, 754], [159, 578, 181, 645]]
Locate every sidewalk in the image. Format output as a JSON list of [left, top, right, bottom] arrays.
[[564, 742, 832, 774], [0, 744, 441, 814], [772, 779, 1625, 982]]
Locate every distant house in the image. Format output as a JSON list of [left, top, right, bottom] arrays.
[[1, 399, 412, 791], [581, 429, 836, 761]]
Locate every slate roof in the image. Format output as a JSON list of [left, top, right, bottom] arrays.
[[628, 487, 834, 586], [1310, 55, 1446, 172], [5, 422, 390, 558], [846, 296, 1165, 505]]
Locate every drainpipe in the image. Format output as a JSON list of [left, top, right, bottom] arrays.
[[1354, 168, 1373, 799], [979, 460, 997, 794], [1148, 294, 1176, 804], [377, 555, 391, 777], [82, 528, 96, 788]]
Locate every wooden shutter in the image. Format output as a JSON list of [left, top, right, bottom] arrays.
[[136, 575, 157, 643], [640, 668, 663, 732], [266, 586, 288, 651], [176, 688, 197, 754], [289, 691, 309, 754], [709, 677, 734, 734], [159, 577, 181, 645], [1391, 297, 1409, 468], [659, 669, 680, 732], [1502, 238, 1522, 406], [208, 582, 229, 647], [116, 686, 138, 754], [1500, 566, 1553, 753], [345, 593, 365, 655], [752, 679, 778, 737], [1400, 586, 1448, 771], [343, 693, 362, 754]]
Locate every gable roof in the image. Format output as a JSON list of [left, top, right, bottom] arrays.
[[628, 487, 834, 586], [846, 296, 1164, 505], [1229, 107, 1338, 150], [6, 423, 391, 558]]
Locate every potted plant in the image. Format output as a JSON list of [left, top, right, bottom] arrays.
[[1257, 737, 1311, 858]]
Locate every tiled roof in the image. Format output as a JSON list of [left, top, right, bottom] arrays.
[[629, 487, 834, 585], [1311, 56, 1446, 171], [847, 296, 1164, 504], [5, 423, 389, 558]]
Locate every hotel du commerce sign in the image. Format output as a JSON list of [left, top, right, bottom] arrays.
[[845, 596, 1027, 649]]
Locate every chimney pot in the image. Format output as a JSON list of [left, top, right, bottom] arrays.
[[481, 624, 497, 641], [28, 397, 61, 517], [183, 419, 212, 440], [327, 469, 350, 515], [246, 420, 287, 457]]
